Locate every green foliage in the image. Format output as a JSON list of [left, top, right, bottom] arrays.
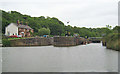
[[2, 39, 11, 47], [2, 10, 118, 37], [61, 33, 65, 36], [38, 28, 50, 36], [106, 33, 119, 51], [106, 25, 112, 29], [102, 27, 120, 51], [29, 30, 36, 37], [113, 26, 120, 33]]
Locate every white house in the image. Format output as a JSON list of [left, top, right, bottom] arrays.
[[5, 23, 34, 37], [5, 23, 18, 36]]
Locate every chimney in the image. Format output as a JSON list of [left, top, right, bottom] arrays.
[[17, 20, 20, 25]]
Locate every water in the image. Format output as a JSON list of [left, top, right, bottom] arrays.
[[2, 43, 118, 72]]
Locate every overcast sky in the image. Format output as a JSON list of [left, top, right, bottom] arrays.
[[0, 0, 119, 28]]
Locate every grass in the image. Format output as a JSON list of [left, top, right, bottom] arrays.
[[8, 37, 35, 40]]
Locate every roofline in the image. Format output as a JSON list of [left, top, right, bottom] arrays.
[[6, 23, 18, 28], [18, 27, 33, 30], [6, 23, 33, 29]]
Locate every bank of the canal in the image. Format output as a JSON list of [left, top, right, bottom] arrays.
[[102, 33, 120, 51], [2, 36, 102, 47]]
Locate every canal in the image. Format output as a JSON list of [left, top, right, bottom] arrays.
[[2, 43, 118, 72]]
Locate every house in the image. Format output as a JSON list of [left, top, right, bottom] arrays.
[[5, 21, 34, 37]]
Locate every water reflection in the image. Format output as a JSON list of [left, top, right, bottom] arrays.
[[2, 43, 118, 72]]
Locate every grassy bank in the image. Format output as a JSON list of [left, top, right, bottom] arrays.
[[2, 39, 11, 47], [102, 33, 120, 51]]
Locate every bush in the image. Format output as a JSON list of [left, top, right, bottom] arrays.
[[38, 28, 50, 36], [2, 39, 11, 47], [103, 33, 120, 51], [61, 33, 65, 36]]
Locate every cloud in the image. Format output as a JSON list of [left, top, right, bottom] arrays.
[[0, 0, 119, 28]]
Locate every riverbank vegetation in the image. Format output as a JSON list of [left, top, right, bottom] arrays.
[[102, 26, 120, 51], [2, 39, 11, 47], [2, 34, 11, 47]]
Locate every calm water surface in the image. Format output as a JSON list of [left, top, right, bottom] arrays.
[[2, 43, 118, 72]]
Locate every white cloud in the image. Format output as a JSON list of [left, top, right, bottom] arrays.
[[0, 0, 119, 28]]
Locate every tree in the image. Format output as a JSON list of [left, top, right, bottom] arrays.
[[65, 25, 74, 35], [38, 28, 50, 36], [113, 26, 120, 33], [2, 10, 118, 37], [106, 25, 112, 29]]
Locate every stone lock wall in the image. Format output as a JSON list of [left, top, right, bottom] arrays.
[[53, 36, 77, 46], [10, 37, 53, 47], [10, 37, 86, 47]]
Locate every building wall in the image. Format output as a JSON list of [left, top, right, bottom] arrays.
[[5, 23, 18, 36], [18, 28, 33, 37]]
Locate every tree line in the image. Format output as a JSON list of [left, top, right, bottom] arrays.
[[1, 10, 119, 37]]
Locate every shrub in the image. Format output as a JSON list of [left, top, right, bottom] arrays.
[[2, 39, 11, 47], [103, 33, 120, 51], [38, 28, 50, 36]]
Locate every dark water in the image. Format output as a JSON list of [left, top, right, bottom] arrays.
[[2, 43, 118, 72]]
